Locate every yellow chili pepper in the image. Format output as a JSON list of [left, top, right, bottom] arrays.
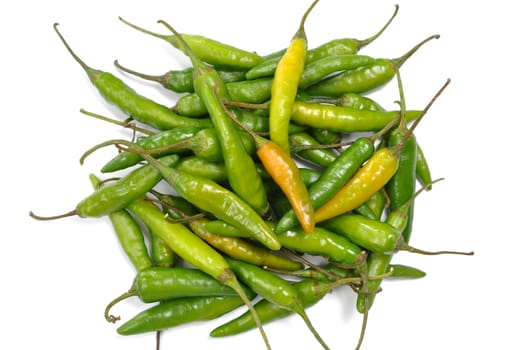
[[314, 147, 399, 223], [269, 0, 320, 154]]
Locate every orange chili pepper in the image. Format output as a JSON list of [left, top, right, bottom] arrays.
[[218, 89, 315, 233], [269, 0, 320, 154]]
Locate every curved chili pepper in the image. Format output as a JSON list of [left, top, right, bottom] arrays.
[[104, 266, 240, 323], [226, 257, 331, 350], [245, 4, 399, 80], [116, 295, 252, 335], [119, 17, 264, 69], [306, 34, 440, 97], [114, 60, 247, 94], [29, 154, 180, 221], [101, 126, 201, 173], [158, 20, 270, 216], [88, 174, 152, 272], [269, 0, 320, 154], [53, 24, 211, 131]]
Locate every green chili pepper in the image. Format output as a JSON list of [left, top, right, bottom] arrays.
[[88, 174, 152, 272], [158, 20, 270, 216], [355, 190, 386, 220], [299, 54, 374, 89], [29, 154, 180, 221], [290, 101, 422, 133], [53, 24, 211, 131], [289, 132, 338, 168], [244, 5, 399, 80], [128, 266, 240, 302], [125, 198, 272, 349], [114, 60, 247, 94], [149, 230, 178, 268], [416, 143, 433, 190], [103, 266, 240, 323], [356, 181, 434, 314], [116, 295, 252, 335], [308, 127, 342, 146], [140, 127, 256, 163], [226, 257, 331, 350], [174, 77, 274, 117], [236, 108, 307, 134], [390, 264, 426, 279], [119, 17, 264, 69], [305, 34, 440, 97], [173, 156, 228, 183], [385, 66, 418, 243], [277, 226, 364, 266], [101, 126, 201, 173]]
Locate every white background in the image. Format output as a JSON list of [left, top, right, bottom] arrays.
[[2, 0, 526, 349]]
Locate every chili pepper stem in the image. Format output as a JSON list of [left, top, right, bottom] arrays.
[[114, 59, 164, 85], [53, 23, 101, 82], [391, 78, 451, 157], [392, 34, 440, 68], [119, 17, 172, 43], [295, 307, 331, 350], [395, 239, 474, 256], [220, 275, 273, 350], [354, 4, 399, 49], [28, 209, 77, 221], [104, 287, 136, 323], [80, 108, 155, 135]]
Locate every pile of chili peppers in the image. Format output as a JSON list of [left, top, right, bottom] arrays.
[[30, 1, 473, 349]]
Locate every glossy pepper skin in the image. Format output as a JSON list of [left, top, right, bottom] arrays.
[[53, 24, 212, 131], [210, 278, 334, 337], [305, 34, 440, 97], [276, 137, 375, 234], [244, 4, 399, 80], [136, 150, 280, 251], [77, 155, 180, 218], [132, 267, 239, 302], [269, 0, 320, 154], [119, 17, 264, 69], [88, 174, 152, 272], [314, 147, 400, 223], [291, 101, 422, 133], [101, 126, 201, 173], [159, 21, 270, 217], [116, 295, 251, 335]]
